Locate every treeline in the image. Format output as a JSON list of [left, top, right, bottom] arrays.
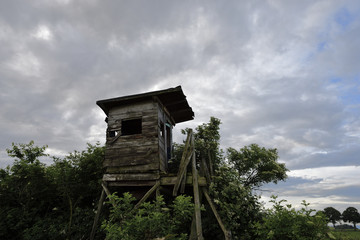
[[0, 117, 349, 239], [323, 206, 360, 230], [0, 141, 105, 240]]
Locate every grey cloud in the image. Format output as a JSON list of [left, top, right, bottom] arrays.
[[0, 0, 360, 211]]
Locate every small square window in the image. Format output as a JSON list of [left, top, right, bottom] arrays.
[[109, 130, 118, 137], [121, 118, 142, 136]]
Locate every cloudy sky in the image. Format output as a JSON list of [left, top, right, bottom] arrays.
[[1, 0, 359, 212]]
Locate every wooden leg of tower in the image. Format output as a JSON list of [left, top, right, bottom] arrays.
[[202, 188, 232, 240], [102, 182, 116, 207], [90, 189, 106, 240], [192, 141, 204, 240], [134, 181, 160, 209], [189, 215, 197, 240]]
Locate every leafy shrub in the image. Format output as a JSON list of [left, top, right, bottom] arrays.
[[101, 193, 194, 240], [255, 196, 331, 240]]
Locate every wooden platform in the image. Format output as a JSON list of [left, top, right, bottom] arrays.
[[104, 174, 207, 187]]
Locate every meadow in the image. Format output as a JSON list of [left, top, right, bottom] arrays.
[[331, 230, 360, 240]]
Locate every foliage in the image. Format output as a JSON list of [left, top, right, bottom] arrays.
[[324, 207, 342, 228], [170, 117, 224, 173], [102, 193, 194, 240], [342, 207, 360, 231], [170, 117, 289, 239], [227, 144, 288, 188], [192, 116, 223, 170], [0, 117, 331, 240], [255, 196, 330, 240], [206, 166, 262, 239], [0, 141, 105, 240]]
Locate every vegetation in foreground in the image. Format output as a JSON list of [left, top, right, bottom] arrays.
[[0, 117, 358, 239]]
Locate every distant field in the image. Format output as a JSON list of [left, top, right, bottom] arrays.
[[331, 230, 360, 240]]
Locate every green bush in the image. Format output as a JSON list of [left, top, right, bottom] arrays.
[[101, 193, 194, 240], [255, 196, 331, 240]]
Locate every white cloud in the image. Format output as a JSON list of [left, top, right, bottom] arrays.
[[33, 25, 53, 41]]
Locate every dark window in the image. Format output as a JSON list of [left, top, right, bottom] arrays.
[[121, 118, 142, 136], [159, 121, 165, 138], [109, 130, 118, 137], [166, 122, 172, 159]]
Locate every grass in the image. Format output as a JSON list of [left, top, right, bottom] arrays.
[[330, 229, 360, 240]]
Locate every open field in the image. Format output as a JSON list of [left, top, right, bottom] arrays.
[[331, 230, 360, 240]]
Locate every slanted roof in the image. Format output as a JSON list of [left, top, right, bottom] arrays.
[[96, 86, 194, 124]]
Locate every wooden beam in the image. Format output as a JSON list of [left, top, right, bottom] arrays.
[[200, 155, 211, 185], [160, 176, 207, 186], [103, 172, 160, 182], [90, 189, 106, 240], [101, 182, 116, 207], [207, 149, 214, 178], [202, 188, 232, 240], [189, 215, 197, 240], [101, 182, 111, 197], [180, 167, 187, 193], [173, 130, 193, 196], [134, 181, 160, 209], [192, 135, 204, 240]]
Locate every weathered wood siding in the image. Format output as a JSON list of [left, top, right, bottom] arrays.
[[157, 103, 173, 173], [157, 105, 166, 172], [104, 100, 160, 178]]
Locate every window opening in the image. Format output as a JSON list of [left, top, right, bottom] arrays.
[[108, 130, 118, 138], [166, 122, 172, 160], [121, 118, 142, 136], [159, 121, 165, 138]]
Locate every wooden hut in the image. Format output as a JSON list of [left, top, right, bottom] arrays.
[[96, 86, 194, 187], [91, 86, 231, 240]]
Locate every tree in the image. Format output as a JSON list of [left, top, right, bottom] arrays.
[[227, 144, 288, 189], [46, 142, 105, 239], [324, 207, 341, 228], [173, 117, 288, 239], [172, 117, 224, 174], [1, 141, 56, 240], [342, 207, 360, 230], [0, 141, 105, 240], [193, 116, 223, 170], [208, 166, 262, 239], [0, 118, 292, 239]]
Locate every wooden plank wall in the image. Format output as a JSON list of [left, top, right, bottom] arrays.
[[157, 105, 167, 172], [104, 100, 160, 180], [157, 102, 174, 173]]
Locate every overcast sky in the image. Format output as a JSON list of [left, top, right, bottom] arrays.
[[0, 0, 359, 212]]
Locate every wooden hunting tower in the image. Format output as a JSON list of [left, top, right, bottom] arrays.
[[91, 86, 231, 240], [96, 86, 194, 186]]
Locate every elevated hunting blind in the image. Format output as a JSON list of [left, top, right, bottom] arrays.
[[96, 86, 194, 186], [91, 86, 231, 240]]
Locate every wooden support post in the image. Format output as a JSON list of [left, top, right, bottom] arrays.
[[207, 149, 214, 178], [173, 130, 193, 196], [134, 181, 160, 209], [102, 182, 116, 207], [192, 135, 204, 240], [156, 183, 161, 198], [202, 188, 232, 240], [189, 215, 197, 240], [200, 155, 211, 185], [180, 167, 187, 194], [90, 189, 106, 240]]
